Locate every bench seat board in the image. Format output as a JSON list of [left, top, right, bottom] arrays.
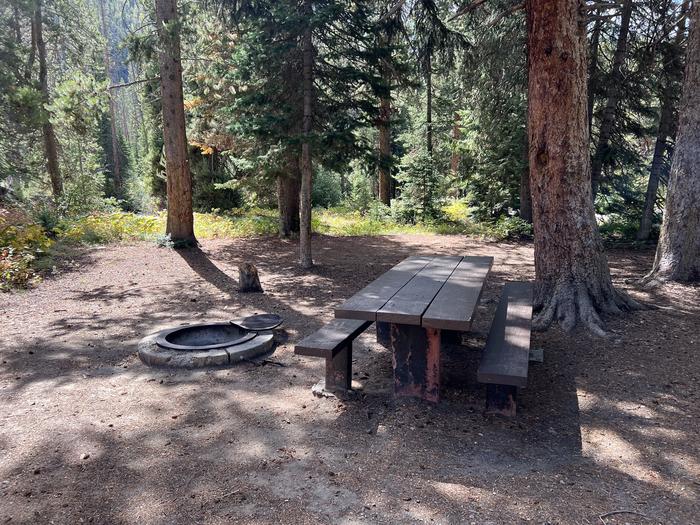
[[477, 282, 533, 388], [294, 318, 372, 358], [422, 256, 494, 331], [334, 256, 434, 320], [376, 256, 463, 326]]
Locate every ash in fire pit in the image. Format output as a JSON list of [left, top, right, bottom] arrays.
[[139, 319, 277, 368], [155, 323, 256, 351]]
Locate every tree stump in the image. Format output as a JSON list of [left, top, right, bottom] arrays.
[[238, 263, 263, 293]]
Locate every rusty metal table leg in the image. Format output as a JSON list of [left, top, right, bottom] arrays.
[[485, 384, 517, 416], [324, 342, 352, 392], [376, 321, 391, 348], [390, 323, 441, 402]]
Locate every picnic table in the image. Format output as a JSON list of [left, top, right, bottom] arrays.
[[334, 255, 493, 402]]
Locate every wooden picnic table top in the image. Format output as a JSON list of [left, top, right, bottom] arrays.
[[334, 255, 493, 332]]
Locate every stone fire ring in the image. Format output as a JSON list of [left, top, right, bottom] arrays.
[[138, 325, 275, 369]]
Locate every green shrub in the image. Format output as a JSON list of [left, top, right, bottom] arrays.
[[491, 215, 533, 240]]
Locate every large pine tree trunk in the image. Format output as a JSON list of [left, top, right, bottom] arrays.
[[155, 0, 195, 245], [277, 153, 300, 237], [646, 1, 700, 282], [590, 0, 633, 196], [637, 1, 688, 241], [587, 9, 601, 134], [299, 0, 314, 269], [34, 0, 62, 199], [98, 0, 122, 198], [527, 0, 638, 336]]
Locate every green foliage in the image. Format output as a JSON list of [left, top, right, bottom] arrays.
[[393, 150, 444, 224], [0, 213, 53, 290], [345, 169, 374, 214], [311, 168, 342, 209]]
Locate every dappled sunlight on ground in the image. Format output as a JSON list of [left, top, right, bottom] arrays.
[[1, 235, 698, 523]]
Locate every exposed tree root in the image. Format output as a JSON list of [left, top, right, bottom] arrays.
[[533, 279, 642, 336]]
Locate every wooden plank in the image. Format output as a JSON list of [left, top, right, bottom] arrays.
[[334, 256, 434, 320], [376, 256, 463, 326], [477, 282, 533, 388], [422, 256, 493, 331], [294, 318, 371, 358]]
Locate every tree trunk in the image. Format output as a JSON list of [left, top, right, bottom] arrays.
[[299, 0, 314, 269], [526, 0, 638, 336], [587, 9, 601, 135], [637, 0, 688, 241], [425, 55, 433, 155], [378, 94, 392, 205], [519, 162, 532, 223], [378, 29, 392, 206], [155, 0, 195, 245], [277, 155, 300, 237], [590, 0, 633, 197], [34, 0, 62, 199], [646, 1, 700, 282], [450, 112, 461, 176], [98, 0, 122, 198]]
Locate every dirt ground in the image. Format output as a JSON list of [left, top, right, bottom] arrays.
[[1, 234, 698, 525]]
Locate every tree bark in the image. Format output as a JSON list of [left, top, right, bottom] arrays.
[[587, 9, 601, 134], [34, 0, 63, 199], [590, 0, 633, 197], [637, 0, 688, 241], [526, 0, 638, 336], [646, 1, 700, 282], [299, 0, 314, 269], [98, 0, 122, 198], [155, 0, 195, 245], [277, 154, 300, 237]]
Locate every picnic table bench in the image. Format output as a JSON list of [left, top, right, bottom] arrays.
[[294, 255, 534, 413]]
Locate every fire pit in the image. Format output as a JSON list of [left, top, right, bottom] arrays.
[[155, 323, 257, 351], [139, 321, 276, 368]]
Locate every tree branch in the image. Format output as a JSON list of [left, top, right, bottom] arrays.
[[449, 0, 490, 22], [108, 77, 159, 90]]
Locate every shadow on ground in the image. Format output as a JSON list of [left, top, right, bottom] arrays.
[[0, 235, 698, 523]]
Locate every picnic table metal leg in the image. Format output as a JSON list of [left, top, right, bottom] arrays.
[[485, 384, 517, 416], [325, 342, 352, 392], [376, 321, 391, 348], [390, 323, 441, 403]]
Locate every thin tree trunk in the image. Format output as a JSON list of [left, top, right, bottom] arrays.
[[587, 10, 601, 134], [590, 0, 634, 196], [378, 94, 392, 205], [299, 0, 314, 269], [34, 0, 63, 199], [646, 1, 700, 282], [425, 55, 433, 155], [526, 0, 638, 336], [98, 0, 122, 198], [378, 28, 392, 206], [637, 0, 689, 241], [450, 112, 461, 176], [277, 153, 300, 237], [155, 0, 195, 245]]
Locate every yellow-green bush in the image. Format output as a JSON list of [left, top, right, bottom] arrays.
[[0, 220, 53, 290]]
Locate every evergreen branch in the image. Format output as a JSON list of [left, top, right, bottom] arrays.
[[379, 0, 408, 23], [449, 0, 490, 22]]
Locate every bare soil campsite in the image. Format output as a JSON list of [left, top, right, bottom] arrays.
[[1, 235, 698, 524]]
